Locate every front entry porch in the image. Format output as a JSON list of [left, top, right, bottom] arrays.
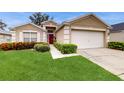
[[48, 34, 54, 44], [46, 26, 56, 44]]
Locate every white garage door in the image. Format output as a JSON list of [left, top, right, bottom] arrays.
[[71, 30, 104, 49]]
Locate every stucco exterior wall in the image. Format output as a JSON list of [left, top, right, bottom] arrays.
[[63, 26, 71, 43], [56, 27, 64, 43], [110, 32, 124, 42]]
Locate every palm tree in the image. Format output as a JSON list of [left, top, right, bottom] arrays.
[[29, 12, 53, 26], [0, 19, 7, 30]]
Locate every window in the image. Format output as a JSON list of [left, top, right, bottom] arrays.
[[6, 36, 11, 42], [0, 35, 4, 42], [23, 32, 37, 42], [31, 32, 37, 42], [48, 30, 53, 33], [23, 32, 30, 42]]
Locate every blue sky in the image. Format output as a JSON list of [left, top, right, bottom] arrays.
[[0, 12, 124, 28]]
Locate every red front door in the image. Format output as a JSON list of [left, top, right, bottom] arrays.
[[48, 34, 54, 44]]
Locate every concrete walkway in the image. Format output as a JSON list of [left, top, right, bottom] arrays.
[[78, 48, 124, 80], [50, 45, 79, 59]]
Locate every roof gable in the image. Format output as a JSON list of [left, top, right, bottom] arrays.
[[71, 15, 108, 29], [11, 23, 46, 31], [41, 20, 58, 26], [65, 14, 111, 28], [56, 14, 111, 32]]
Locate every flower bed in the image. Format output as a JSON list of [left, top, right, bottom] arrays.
[[0, 42, 48, 51]]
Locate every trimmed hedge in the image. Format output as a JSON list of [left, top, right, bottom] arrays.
[[54, 42, 77, 54], [0, 42, 48, 51], [108, 42, 124, 51], [54, 42, 62, 51], [34, 44, 50, 52]]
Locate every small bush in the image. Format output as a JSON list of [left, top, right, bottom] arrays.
[[54, 42, 77, 54], [61, 44, 77, 54], [36, 42, 48, 45], [108, 42, 124, 51], [54, 42, 62, 51], [0, 42, 48, 51], [34, 44, 50, 52]]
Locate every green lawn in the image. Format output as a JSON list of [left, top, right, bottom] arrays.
[[0, 50, 121, 80]]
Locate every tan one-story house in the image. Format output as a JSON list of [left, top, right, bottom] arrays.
[[0, 30, 11, 43], [11, 14, 111, 49], [110, 22, 124, 42]]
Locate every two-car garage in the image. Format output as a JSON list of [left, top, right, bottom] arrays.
[[55, 14, 110, 49], [71, 30, 104, 49]]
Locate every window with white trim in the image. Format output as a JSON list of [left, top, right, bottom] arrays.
[[23, 32, 37, 42]]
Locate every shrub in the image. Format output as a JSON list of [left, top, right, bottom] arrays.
[[61, 44, 77, 54], [108, 42, 124, 51], [54, 42, 77, 54], [0, 42, 48, 51], [34, 44, 50, 52], [54, 42, 62, 51], [36, 42, 48, 45], [0, 43, 12, 50]]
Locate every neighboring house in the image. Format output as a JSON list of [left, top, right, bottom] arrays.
[[10, 14, 111, 49], [10, 20, 58, 44], [110, 22, 124, 42], [0, 30, 11, 43], [55, 14, 111, 49]]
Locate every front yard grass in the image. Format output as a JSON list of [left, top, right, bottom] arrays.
[[0, 50, 121, 80]]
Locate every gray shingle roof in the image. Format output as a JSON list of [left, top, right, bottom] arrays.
[[111, 22, 124, 33], [0, 29, 11, 35]]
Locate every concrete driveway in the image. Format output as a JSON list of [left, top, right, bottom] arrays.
[[78, 48, 124, 80]]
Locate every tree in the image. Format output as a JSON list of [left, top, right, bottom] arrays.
[[0, 19, 7, 30], [29, 12, 53, 26]]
